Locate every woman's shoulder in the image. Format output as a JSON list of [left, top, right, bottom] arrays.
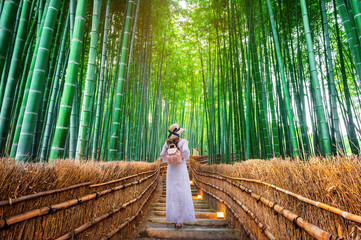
[[178, 138, 188, 146]]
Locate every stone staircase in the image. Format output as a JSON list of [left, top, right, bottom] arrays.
[[136, 174, 241, 239]]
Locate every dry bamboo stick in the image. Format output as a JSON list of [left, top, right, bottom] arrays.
[[0, 168, 160, 229], [0, 167, 158, 207], [191, 164, 341, 240], [192, 176, 256, 240], [0, 182, 91, 207], [190, 166, 275, 240], [103, 175, 159, 239], [195, 162, 361, 225], [56, 170, 160, 240], [193, 173, 275, 239], [90, 169, 156, 187]]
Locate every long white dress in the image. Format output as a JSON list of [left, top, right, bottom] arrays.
[[160, 139, 196, 224]]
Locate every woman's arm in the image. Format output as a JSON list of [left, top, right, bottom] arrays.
[[160, 142, 168, 162], [179, 139, 190, 160]]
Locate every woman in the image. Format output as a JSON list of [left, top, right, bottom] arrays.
[[160, 124, 196, 228]]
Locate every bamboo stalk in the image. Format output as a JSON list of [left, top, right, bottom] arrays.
[[56, 170, 159, 240], [0, 182, 90, 207], [90, 169, 156, 187], [0, 168, 159, 229]]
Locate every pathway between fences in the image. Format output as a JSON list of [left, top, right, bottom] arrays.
[[1, 156, 361, 239], [136, 162, 241, 240]]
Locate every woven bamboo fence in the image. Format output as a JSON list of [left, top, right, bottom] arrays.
[[190, 156, 361, 240], [0, 158, 160, 239]]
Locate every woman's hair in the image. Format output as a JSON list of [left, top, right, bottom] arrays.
[[167, 136, 181, 146]]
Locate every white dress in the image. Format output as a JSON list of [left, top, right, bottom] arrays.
[[160, 139, 196, 223]]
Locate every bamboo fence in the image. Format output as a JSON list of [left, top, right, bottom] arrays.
[[190, 157, 361, 239], [56, 170, 159, 240], [0, 158, 160, 240], [191, 166, 275, 240], [200, 168, 361, 224]]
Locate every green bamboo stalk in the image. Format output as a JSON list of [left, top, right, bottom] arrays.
[[0, 0, 4, 14], [49, 0, 88, 161], [108, 0, 135, 160], [295, 3, 311, 157], [321, 0, 343, 153], [299, 0, 332, 156], [0, 0, 20, 82], [40, 13, 69, 161], [16, 0, 61, 161], [92, 0, 110, 160], [350, 0, 361, 44], [334, 0, 360, 154], [6, 36, 34, 156], [0, 0, 31, 155], [245, 1, 252, 160], [335, 0, 361, 84], [266, 0, 299, 157], [76, 0, 102, 159]]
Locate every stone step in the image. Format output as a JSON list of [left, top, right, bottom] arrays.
[[161, 189, 198, 194], [153, 211, 218, 219], [147, 217, 229, 227], [140, 227, 241, 240], [161, 189, 198, 192], [157, 197, 205, 203], [160, 192, 198, 197], [152, 206, 213, 212], [161, 185, 196, 188], [152, 202, 210, 209]]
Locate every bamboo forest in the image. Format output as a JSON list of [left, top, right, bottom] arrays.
[[0, 0, 360, 163], [1, 0, 361, 239]]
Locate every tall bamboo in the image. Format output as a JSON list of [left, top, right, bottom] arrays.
[[16, 0, 62, 161], [0, 0, 20, 81], [266, 0, 299, 157], [76, 0, 102, 159], [108, 0, 136, 161], [0, 0, 31, 155], [299, 0, 332, 156], [49, 0, 88, 161]]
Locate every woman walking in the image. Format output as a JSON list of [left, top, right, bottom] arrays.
[[160, 124, 196, 228]]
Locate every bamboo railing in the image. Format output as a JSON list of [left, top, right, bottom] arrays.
[[194, 180, 257, 240], [204, 170, 361, 224], [56, 170, 159, 240], [189, 158, 353, 240], [102, 172, 159, 240], [0, 168, 158, 208], [0, 182, 91, 207], [0, 162, 160, 239], [0, 168, 159, 229], [191, 166, 275, 240]]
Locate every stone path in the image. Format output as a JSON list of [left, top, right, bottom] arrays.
[[136, 173, 241, 239]]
